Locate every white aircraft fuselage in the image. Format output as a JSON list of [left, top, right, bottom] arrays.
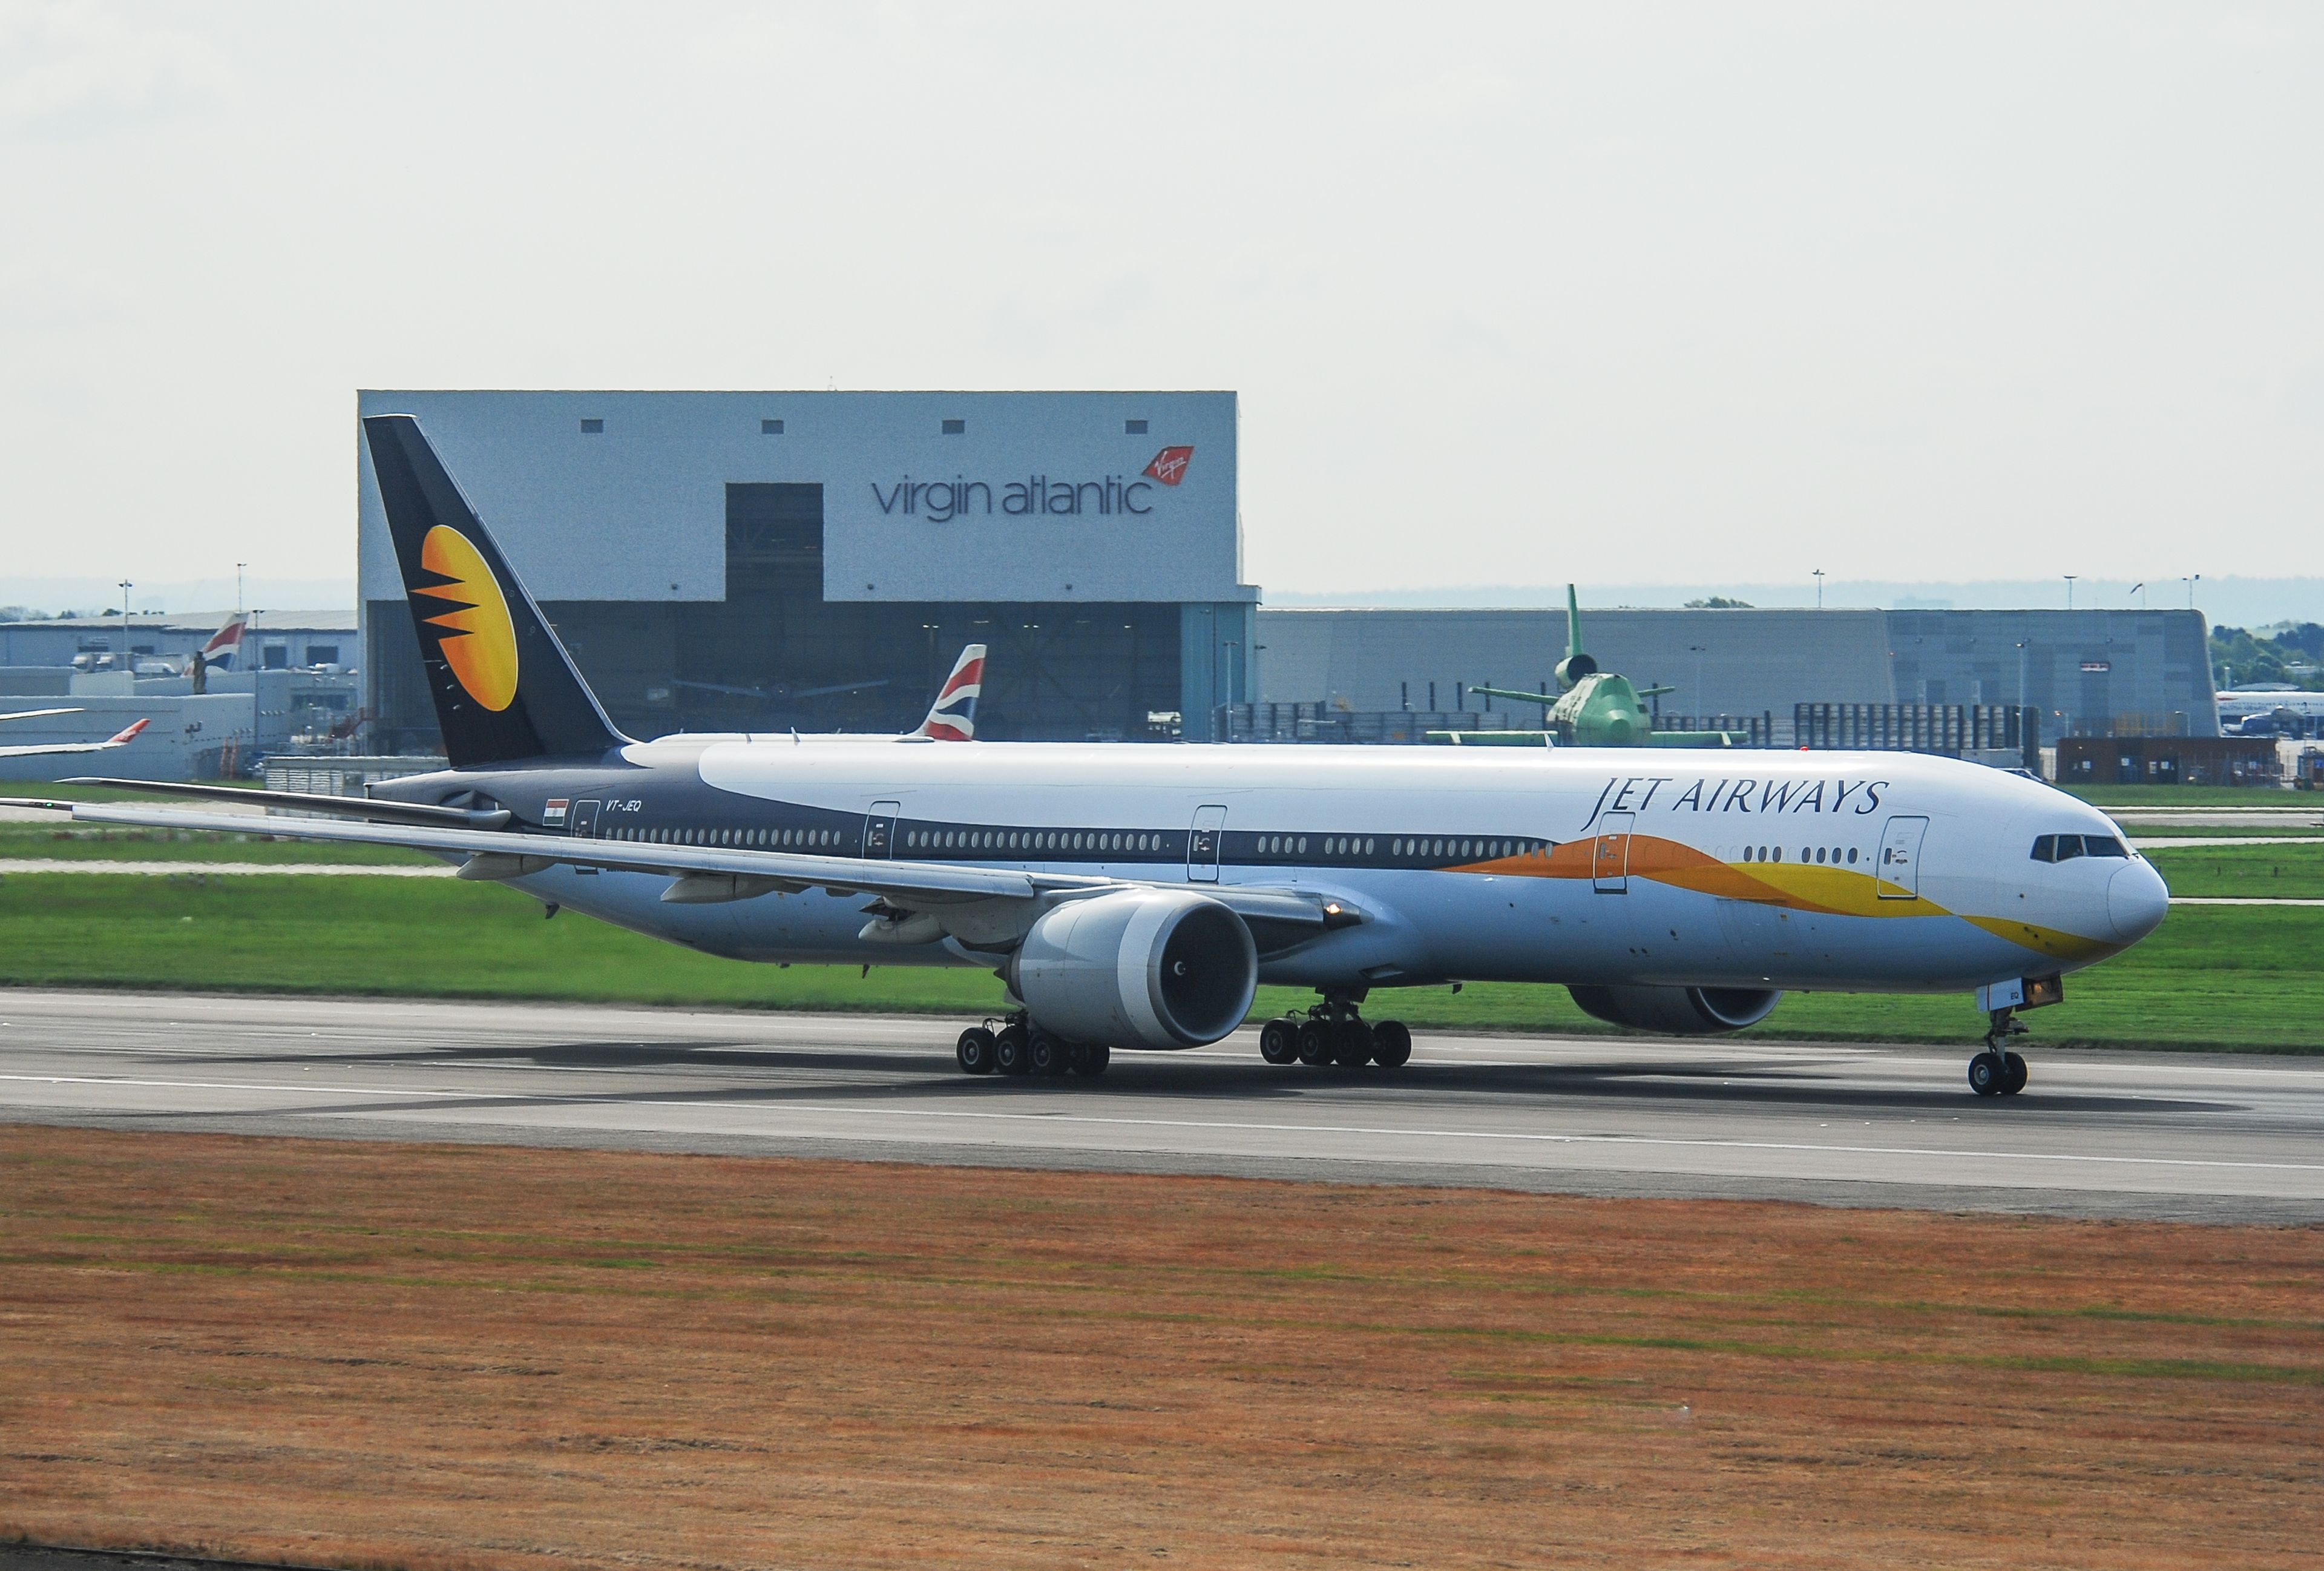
[[438, 736, 2165, 998]]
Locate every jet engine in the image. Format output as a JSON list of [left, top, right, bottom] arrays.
[[1006, 889, 1258, 1051], [1566, 984, 1782, 1035]]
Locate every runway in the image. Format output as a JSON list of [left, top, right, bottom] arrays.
[[1, 988, 2318, 1224]]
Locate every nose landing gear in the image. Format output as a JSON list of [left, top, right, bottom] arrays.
[[1969, 1009, 2030, 1098]]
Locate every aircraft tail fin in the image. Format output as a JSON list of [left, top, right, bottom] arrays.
[[200, 613, 249, 670], [362, 415, 631, 768], [1554, 584, 1597, 688], [916, 644, 986, 740]]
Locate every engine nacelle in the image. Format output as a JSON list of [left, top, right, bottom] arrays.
[[1567, 984, 1783, 1035], [1006, 890, 1258, 1051]]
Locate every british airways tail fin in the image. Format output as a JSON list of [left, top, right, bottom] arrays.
[[363, 415, 631, 768], [915, 644, 985, 740], [200, 613, 249, 670]]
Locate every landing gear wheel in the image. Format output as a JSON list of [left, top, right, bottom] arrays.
[[1071, 1042, 1111, 1076], [956, 1026, 997, 1076], [2003, 1051, 2027, 1096], [994, 1026, 1034, 1076], [1333, 1018, 1374, 1069], [1370, 1019, 1413, 1069], [1968, 1050, 2007, 1098], [1259, 1018, 1300, 1065], [1029, 1033, 1068, 1076], [1295, 1018, 1333, 1066]]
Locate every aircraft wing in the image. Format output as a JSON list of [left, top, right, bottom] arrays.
[[31, 799, 1350, 935], [0, 719, 148, 759], [1, 708, 83, 723]]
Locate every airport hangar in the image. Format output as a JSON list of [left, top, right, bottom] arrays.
[[353, 388, 2217, 757], [358, 390, 1258, 750]]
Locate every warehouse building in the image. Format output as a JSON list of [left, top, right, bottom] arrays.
[[358, 390, 1257, 750], [1256, 605, 2219, 740]]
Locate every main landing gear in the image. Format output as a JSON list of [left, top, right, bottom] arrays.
[[1258, 992, 1413, 1072], [1968, 1008, 2029, 1098], [956, 1015, 1110, 1081]]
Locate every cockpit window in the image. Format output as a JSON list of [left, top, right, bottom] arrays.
[[2031, 832, 2130, 863]]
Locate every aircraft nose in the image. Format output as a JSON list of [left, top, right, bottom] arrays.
[[2107, 858, 2170, 943]]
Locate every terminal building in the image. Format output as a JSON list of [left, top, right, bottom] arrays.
[[357, 390, 1258, 751]]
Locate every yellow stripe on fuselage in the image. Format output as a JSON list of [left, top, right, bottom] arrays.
[[1454, 834, 2118, 963]]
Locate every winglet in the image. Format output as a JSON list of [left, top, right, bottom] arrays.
[[104, 719, 149, 746], [916, 644, 986, 740]]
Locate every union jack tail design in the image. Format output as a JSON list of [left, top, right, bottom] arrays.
[[916, 644, 986, 740], [201, 613, 250, 670]]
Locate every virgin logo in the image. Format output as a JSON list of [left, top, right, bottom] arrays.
[[1142, 446, 1194, 486]]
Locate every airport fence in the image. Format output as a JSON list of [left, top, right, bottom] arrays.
[[1793, 703, 2037, 762]]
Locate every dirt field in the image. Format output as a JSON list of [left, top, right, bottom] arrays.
[[1, 1128, 2317, 1570]]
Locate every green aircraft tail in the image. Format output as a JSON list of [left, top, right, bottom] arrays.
[[1554, 584, 1598, 688]]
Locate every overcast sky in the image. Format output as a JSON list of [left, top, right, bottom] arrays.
[[4, 2, 2319, 602]]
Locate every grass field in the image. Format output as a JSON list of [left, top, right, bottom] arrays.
[[2064, 783, 2318, 807], [2144, 840, 2324, 898], [0, 822, 438, 865], [2130, 823, 2324, 838], [2, 1128, 2317, 1570], [1, 871, 2317, 1052]]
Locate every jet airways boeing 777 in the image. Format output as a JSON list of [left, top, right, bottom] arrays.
[[38, 417, 2170, 1097]]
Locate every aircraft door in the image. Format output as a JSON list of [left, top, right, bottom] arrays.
[[1592, 812, 1634, 892], [568, 800, 600, 837], [1188, 805, 1227, 883], [864, 800, 901, 859], [1877, 815, 1928, 899]]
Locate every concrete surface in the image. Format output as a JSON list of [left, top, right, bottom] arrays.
[[1, 990, 2318, 1224]]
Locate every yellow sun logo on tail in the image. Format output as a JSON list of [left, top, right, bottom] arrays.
[[412, 525, 519, 711]]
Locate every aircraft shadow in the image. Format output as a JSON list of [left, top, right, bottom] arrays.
[[148, 1036, 2237, 1118]]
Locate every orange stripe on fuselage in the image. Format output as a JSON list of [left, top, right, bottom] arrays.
[[1459, 833, 1904, 917], [1449, 833, 2118, 961]]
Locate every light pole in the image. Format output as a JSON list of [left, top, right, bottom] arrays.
[[117, 581, 132, 677], [2184, 573, 2200, 610], [236, 562, 247, 614], [1812, 568, 1825, 610], [1689, 645, 1707, 725], [2064, 575, 2077, 610]]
